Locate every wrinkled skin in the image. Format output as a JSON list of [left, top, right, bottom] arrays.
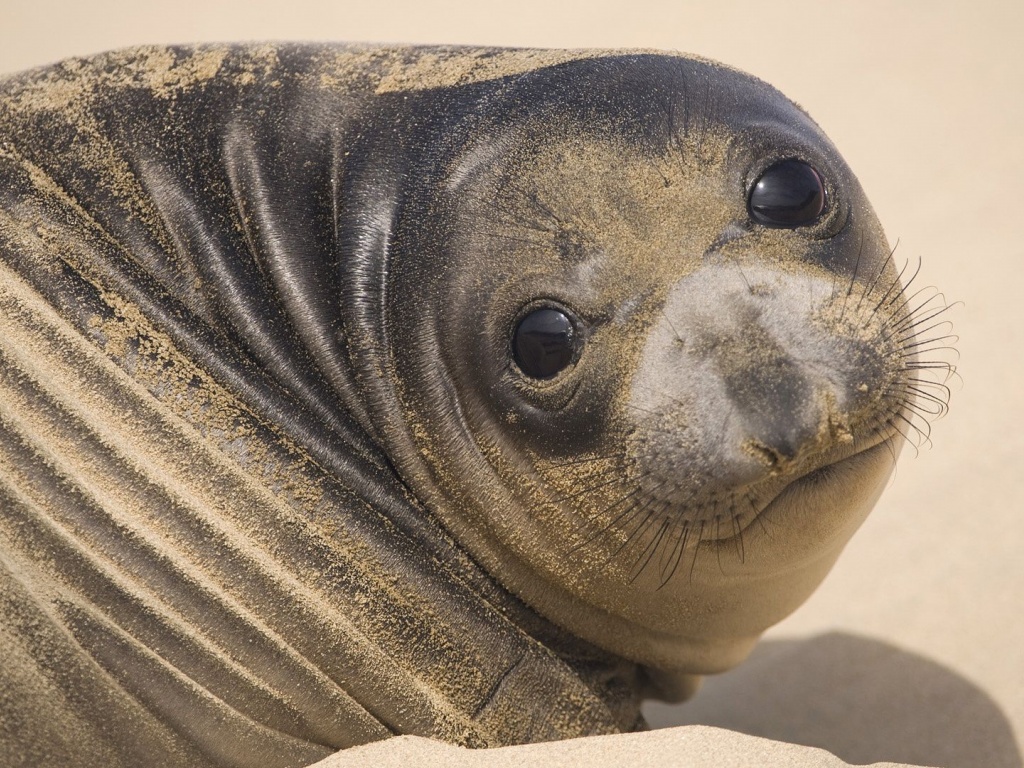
[[0, 44, 913, 766]]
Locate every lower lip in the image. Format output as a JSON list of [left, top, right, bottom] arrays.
[[719, 436, 897, 542]]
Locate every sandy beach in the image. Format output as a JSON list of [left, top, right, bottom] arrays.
[[2, 1, 1020, 766]]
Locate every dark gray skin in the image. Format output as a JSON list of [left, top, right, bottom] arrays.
[[0, 45, 921, 766]]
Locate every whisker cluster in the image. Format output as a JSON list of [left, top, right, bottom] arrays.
[[840, 249, 958, 457]]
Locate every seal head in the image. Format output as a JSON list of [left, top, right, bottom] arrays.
[[359, 55, 917, 677]]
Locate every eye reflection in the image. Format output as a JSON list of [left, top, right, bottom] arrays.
[[748, 159, 826, 228], [512, 307, 578, 379]]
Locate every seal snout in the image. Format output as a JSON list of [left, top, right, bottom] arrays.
[[626, 264, 897, 524], [714, 324, 824, 469]]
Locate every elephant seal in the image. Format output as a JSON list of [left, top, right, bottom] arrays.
[[0, 44, 946, 766]]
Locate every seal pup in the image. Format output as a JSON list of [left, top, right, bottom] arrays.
[[0, 44, 950, 766]]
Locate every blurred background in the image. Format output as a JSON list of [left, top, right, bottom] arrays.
[[3, 2, 1021, 766]]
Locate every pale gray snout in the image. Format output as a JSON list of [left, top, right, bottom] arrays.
[[628, 264, 881, 504]]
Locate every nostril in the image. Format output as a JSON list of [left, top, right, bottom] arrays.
[[745, 418, 819, 467], [745, 440, 782, 471], [719, 346, 836, 469]]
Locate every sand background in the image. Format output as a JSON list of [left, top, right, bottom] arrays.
[[2, 1, 1020, 766]]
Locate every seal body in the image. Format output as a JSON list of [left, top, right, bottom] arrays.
[[0, 44, 924, 766]]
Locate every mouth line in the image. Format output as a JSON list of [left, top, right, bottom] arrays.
[[706, 429, 900, 542]]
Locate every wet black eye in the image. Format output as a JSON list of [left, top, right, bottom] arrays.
[[512, 307, 578, 379], [748, 159, 826, 227]]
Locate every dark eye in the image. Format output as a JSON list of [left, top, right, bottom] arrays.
[[748, 159, 826, 227], [512, 307, 579, 379]]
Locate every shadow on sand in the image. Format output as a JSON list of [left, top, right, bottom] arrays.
[[643, 632, 1021, 768]]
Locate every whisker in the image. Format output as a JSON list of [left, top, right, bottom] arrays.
[[688, 522, 706, 584], [630, 518, 671, 582], [657, 523, 691, 589], [857, 239, 900, 314]]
